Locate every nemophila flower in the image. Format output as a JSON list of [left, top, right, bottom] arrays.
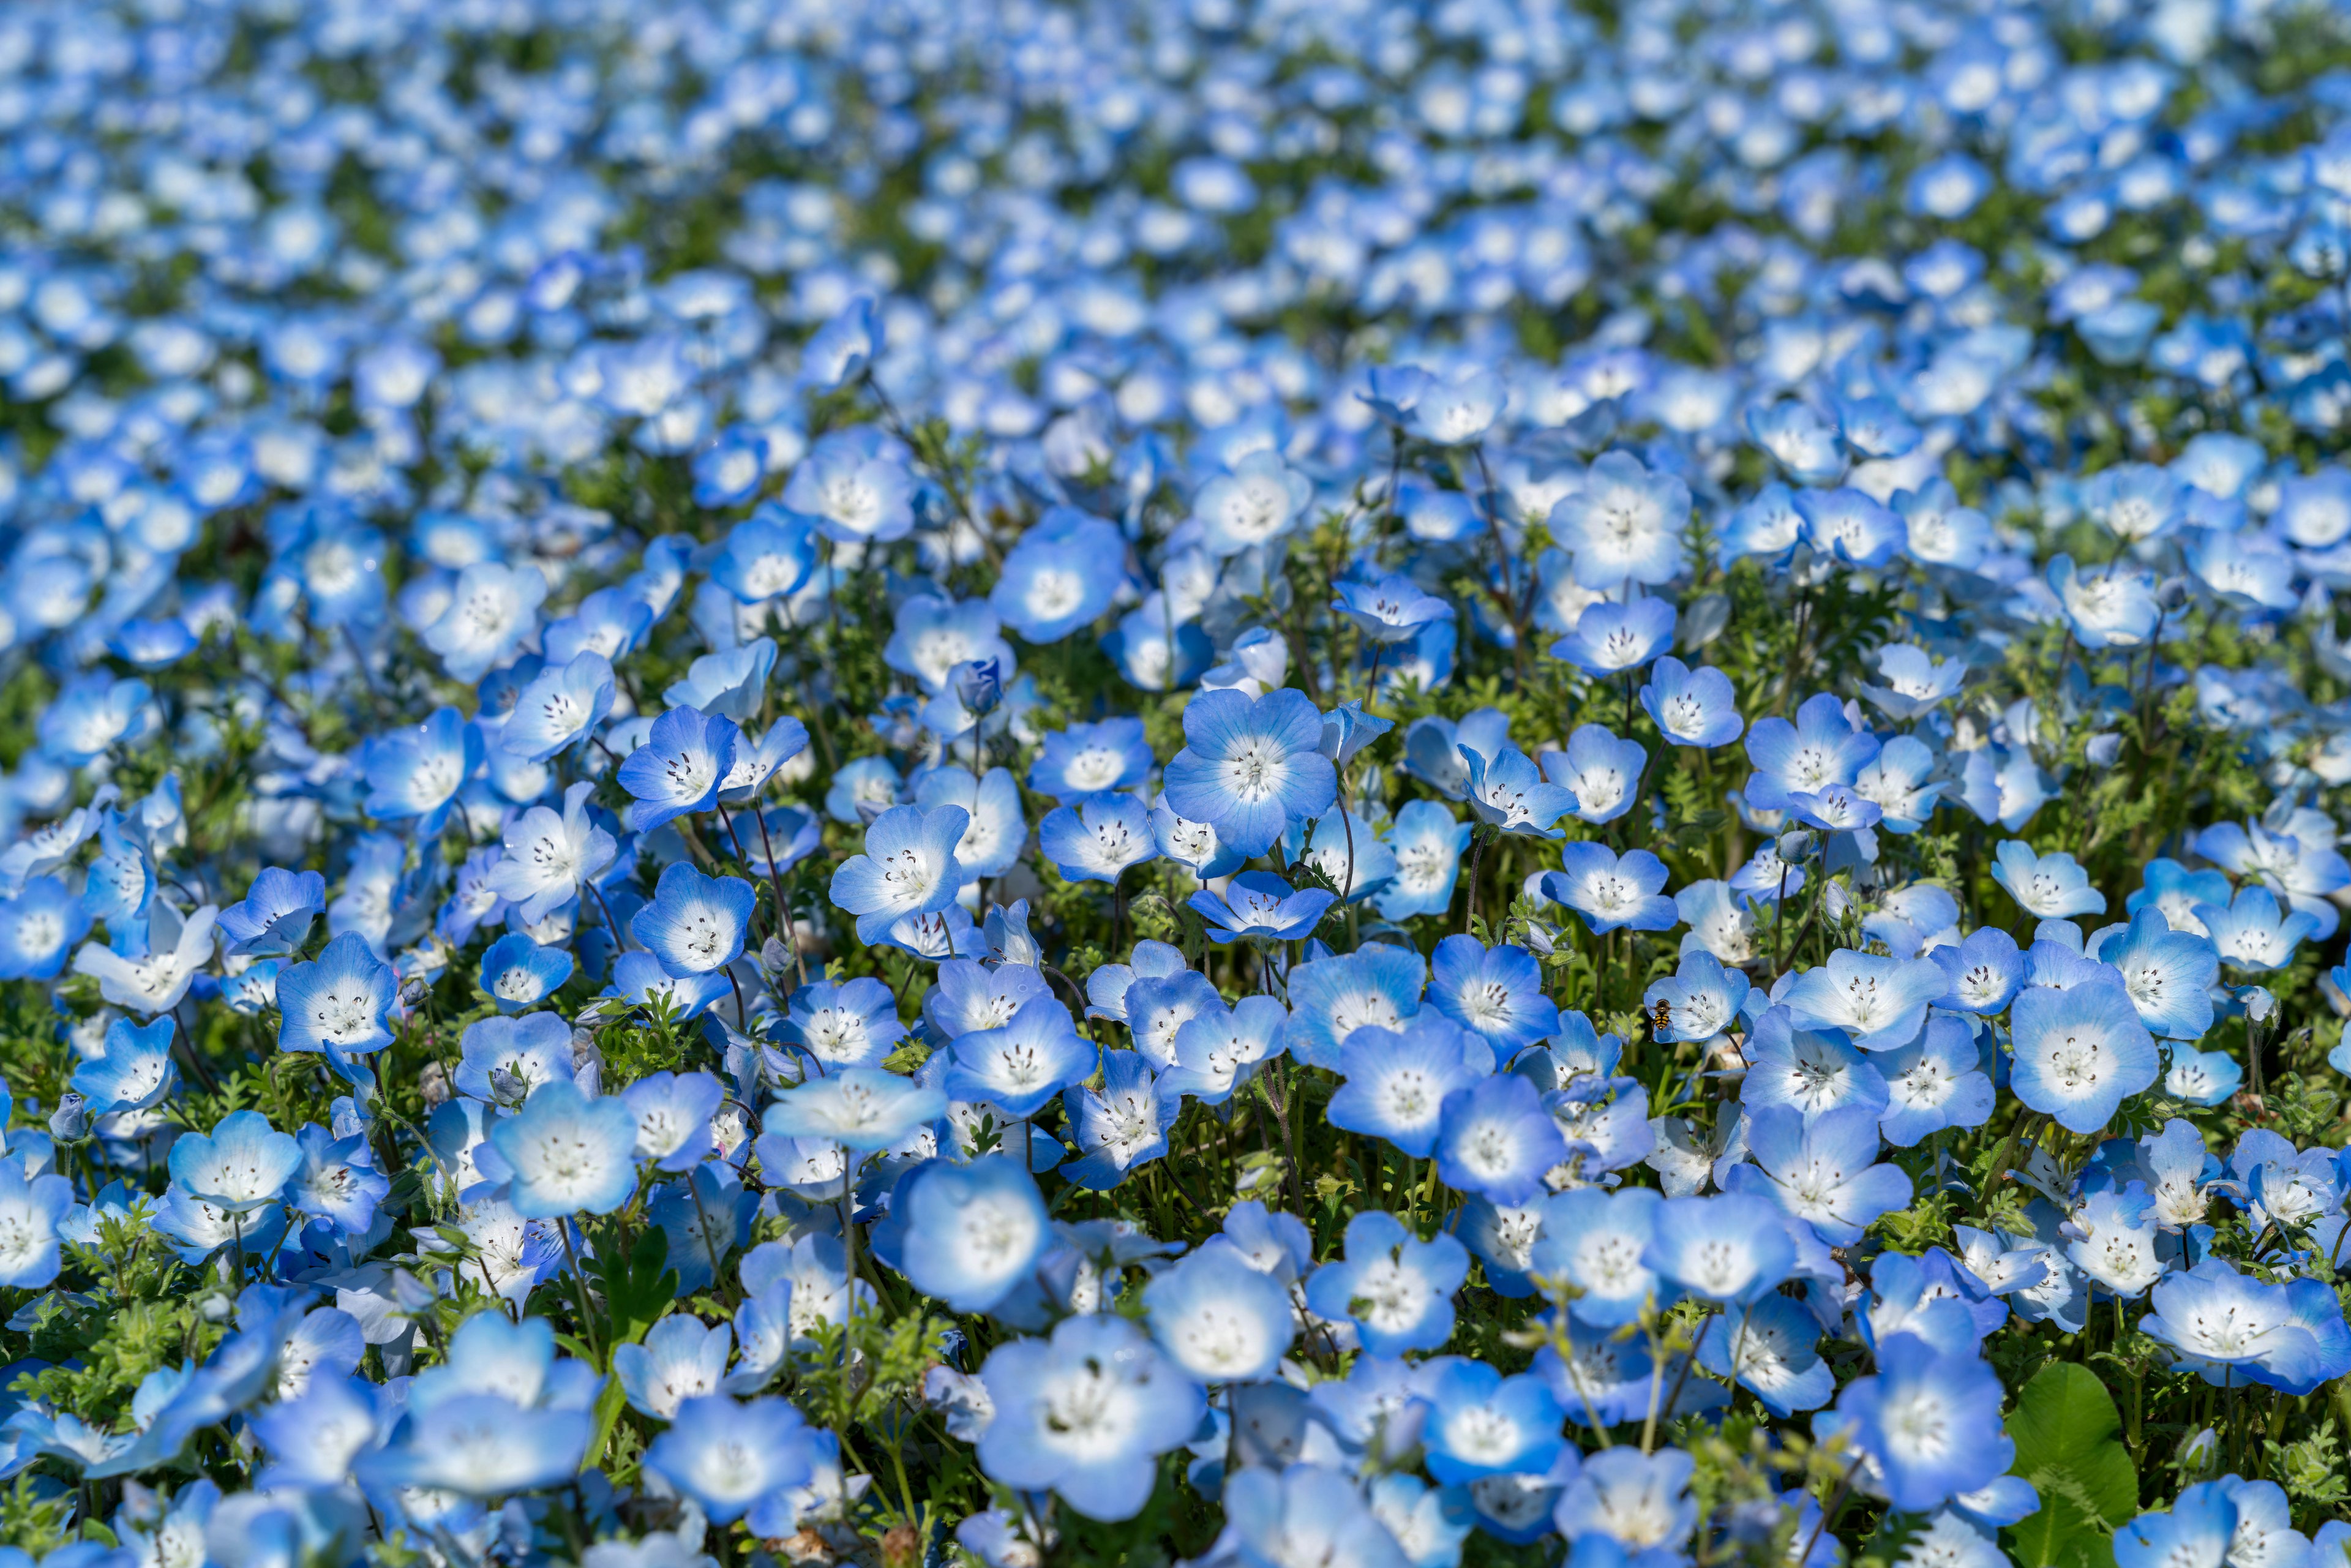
[[0, 1161, 72, 1288], [1404, 708, 1512, 798], [945, 1006, 1096, 1120], [895, 1157, 1050, 1314], [828, 804, 968, 942], [1419, 1360, 1567, 1485], [1189, 871, 1334, 944], [1123, 970, 1223, 1067], [1877, 1018, 1995, 1146], [2115, 1485, 2243, 1568], [1029, 719, 1153, 803], [1639, 658, 1742, 748], [1062, 1050, 1180, 1189], [1463, 743, 1578, 838], [0, 877, 91, 980], [1749, 400, 1845, 484], [1794, 488, 1903, 568], [2065, 1186, 2165, 1299], [217, 868, 326, 958], [617, 706, 740, 833], [1930, 926, 2025, 1015], [285, 1125, 391, 1235], [1142, 1245, 1295, 1383], [925, 958, 1052, 1041], [487, 1081, 639, 1218], [1725, 1105, 1911, 1246], [1528, 1186, 1661, 1327], [1193, 451, 1312, 557], [1859, 645, 1968, 722], [2197, 815, 2351, 939], [1281, 807, 1395, 904], [478, 933, 573, 1011], [1334, 572, 1453, 645], [74, 900, 219, 1016], [1552, 1447, 1698, 1556], [1303, 1209, 1471, 1357], [1696, 1294, 1834, 1417], [1436, 1075, 1567, 1206], [1330, 1015, 1489, 1158], [605, 953, 731, 1024], [1160, 996, 1287, 1105], [1284, 943, 1429, 1069], [1642, 1194, 1794, 1305], [1850, 736, 1944, 835], [976, 1313, 1205, 1522], [38, 673, 156, 766], [1429, 937, 1558, 1054], [1550, 595, 1675, 677], [1742, 694, 1879, 814], [2009, 981, 2160, 1134], [486, 782, 617, 925], [72, 1015, 177, 1114], [274, 932, 397, 1058], [989, 508, 1126, 643], [169, 1109, 302, 1216], [424, 563, 548, 682], [631, 863, 754, 979], [1037, 792, 1156, 885], [1539, 844, 1676, 934], [613, 1315, 732, 1419], [2192, 885, 2318, 973], [784, 440, 917, 544], [710, 510, 818, 604], [1990, 841, 2107, 920], [620, 1071, 724, 1172], [456, 1011, 576, 1105], [767, 1068, 945, 1153], [2140, 1258, 2328, 1390], [1222, 1466, 1413, 1568], [1830, 1335, 2009, 1514], [361, 706, 479, 833], [1779, 948, 1945, 1052], [1550, 451, 1689, 588], [642, 1395, 818, 1529], [1161, 687, 1336, 858], [1740, 1008, 1888, 1122], [666, 641, 778, 722], [1377, 801, 1473, 920], [500, 652, 616, 763], [2047, 555, 2161, 648], [1643, 951, 1752, 1044], [2091, 909, 2218, 1039]]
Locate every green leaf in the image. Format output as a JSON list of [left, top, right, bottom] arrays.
[[586, 1226, 678, 1349], [2003, 1363, 2140, 1568]]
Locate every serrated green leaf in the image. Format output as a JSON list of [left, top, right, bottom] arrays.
[[2003, 1362, 2139, 1568]]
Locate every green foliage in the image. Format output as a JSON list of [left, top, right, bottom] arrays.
[[2003, 1364, 2142, 1568]]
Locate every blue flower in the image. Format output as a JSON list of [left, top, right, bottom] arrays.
[[1188, 871, 1333, 944], [1739, 1007, 1888, 1123], [710, 508, 819, 603], [1374, 801, 1474, 921], [1303, 1209, 1470, 1356], [1877, 1016, 1997, 1147], [284, 1124, 391, 1234], [1284, 943, 1428, 1069], [1554, 1449, 1698, 1554], [944, 1005, 1097, 1120], [1223, 1465, 1414, 1568], [990, 508, 1127, 642], [217, 868, 326, 958], [895, 1157, 1051, 1313], [1029, 718, 1154, 803], [666, 640, 778, 722], [360, 707, 480, 834], [975, 1313, 1204, 1521], [612, 1315, 733, 1419], [1159, 996, 1288, 1105], [2195, 884, 2320, 972], [828, 804, 969, 942], [2115, 1484, 2240, 1568], [72, 1015, 178, 1114], [1724, 1105, 1912, 1246], [1436, 1075, 1566, 1206], [1161, 687, 1336, 858], [422, 563, 547, 682], [1643, 951, 1752, 1043], [884, 596, 1018, 696], [782, 443, 917, 544], [1549, 451, 1689, 588], [1143, 1247, 1295, 1382], [1193, 451, 1311, 557], [489, 1081, 640, 1218], [274, 932, 398, 1059], [616, 707, 740, 833], [1539, 844, 1677, 933], [1640, 657, 1744, 748], [1779, 948, 1946, 1052], [2091, 909, 2218, 1040], [0, 877, 91, 980], [479, 932, 574, 1011], [642, 1396, 818, 1527], [1061, 1050, 1180, 1188], [169, 1110, 303, 1216], [1429, 936, 1558, 1054], [1742, 693, 1879, 815], [1795, 487, 1903, 567], [1541, 726, 1646, 826], [2048, 555, 2161, 648], [1421, 1360, 1566, 1484], [1334, 572, 1454, 645], [1643, 1194, 1794, 1305], [1285, 808, 1397, 904], [38, 673, 156, 767], [0, 1162, 72, 1288], [1549, 595, 1675, 677], [1829, 1335, 2010, 1514], [1696, 1294, 1834, 1416], [631, 863, 755, 978], [1463, 743, 1578, 838], [1930, 928, 2025, 1013], [2008, 980, 2160, 1134], [765, 1068, 945, 1153], [1329, 1014, 1488, 1158], [1038, 792, 1157, 884], [499, 651, 615, 763], [1991, 840, 2107, 920]]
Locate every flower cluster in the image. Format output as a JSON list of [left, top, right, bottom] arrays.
[[2, 1, 2351, 1567]]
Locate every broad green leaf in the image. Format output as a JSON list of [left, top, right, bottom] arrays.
[[2003, 1362, 2140, 1568]]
